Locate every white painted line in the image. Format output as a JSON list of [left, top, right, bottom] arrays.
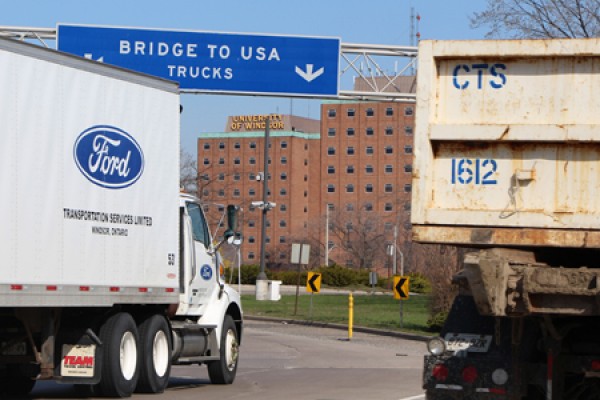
[[398, 394, 425, 400]]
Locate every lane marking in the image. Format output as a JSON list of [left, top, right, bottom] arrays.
[[398, 395, 425, 400]]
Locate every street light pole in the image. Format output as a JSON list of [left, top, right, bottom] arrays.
[[258, 117, 270, 282], [325, 204, 329, 267]]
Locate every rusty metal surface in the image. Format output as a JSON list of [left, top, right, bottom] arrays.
[[462, 249, 600, 317], [412, 39, 600, 248], [412, 225, 600, 248]]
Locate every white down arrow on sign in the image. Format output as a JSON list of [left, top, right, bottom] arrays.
[[295, 64, 325, 82]]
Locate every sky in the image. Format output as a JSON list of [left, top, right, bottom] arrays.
[[2, 0, 489, 156]]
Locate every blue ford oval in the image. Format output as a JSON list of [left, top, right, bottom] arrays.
[[74, 125, 144, 189]]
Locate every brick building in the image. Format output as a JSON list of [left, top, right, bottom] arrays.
[[197, 77, 416, 271]]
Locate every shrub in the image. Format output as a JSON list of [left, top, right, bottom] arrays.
[[318, 264, 359, 287], [408, 272, 432, 294], [426, 311, 448, 332]]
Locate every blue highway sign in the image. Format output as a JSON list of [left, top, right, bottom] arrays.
[[57, 24, 340, 97]]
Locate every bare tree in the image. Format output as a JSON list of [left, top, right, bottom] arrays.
[[472, 0, 600, 39], [180, 149, 198, 195], [327, 205, 388, 270]]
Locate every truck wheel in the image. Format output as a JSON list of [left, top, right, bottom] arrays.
[[98, 312, 140, 397], [207, 315, 239, 384], [136, 315, 172, 393]]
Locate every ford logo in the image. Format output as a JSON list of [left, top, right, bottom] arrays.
[[74, 125, 144, 189]]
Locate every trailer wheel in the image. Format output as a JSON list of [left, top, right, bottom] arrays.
[[136, 315, 172, 393], [207, 315, 239, 384], [98, 312, 140, 397]]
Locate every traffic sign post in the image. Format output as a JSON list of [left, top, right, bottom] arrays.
[[306, 271, 322, 320], [57, 24, 340, 97], [291, 243, 310, 316], [393, 275, 410, 329]]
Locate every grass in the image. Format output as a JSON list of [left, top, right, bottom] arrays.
[[241, 292, 436, 336]]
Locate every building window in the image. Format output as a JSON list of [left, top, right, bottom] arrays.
[[365, 183, 373, 193], [234, 173, 240, 181], [218, 173, 225, 181], [248, 252, 255, 260], [346, 184, 354, 193], [384, 183, 393, 193], [281, 141, 288, 149], [233, 189, 240, 197], [249, 172, 256, 180], [218, 158, 225, 165], [279, 236, 286, 244], [404, 202, 411, 211], [280, 173, 287, 180], [202, 189, 209, 196], [249, 220, 256, 228], [201, 173, 209, 181], [249, 188, 256, 196], [404, 145, 413, 154], [280, 188, 287, 196], [328, 128, 336, 137], [328, 147, 336, 155], [249, 157, 256, 165], [327, 184, 335, 193], [328, 109, 337, 118], [366, 127, 374, 136], [347, 165, 355, 174], [405, 126, 413, 135], [234, 157, 240, 165], [250, 141, 256, 149], [405, 106, 414, 116], [280, 204, 287, 212], [219, 142, 225, 149], [218, 189, 225, 197], [203, 158, 210, 165], [327, 165, 335, 174], [203, 143, 210, 150], [366, 146, 374, 155], [248, 236, 255, 244], [385, 203, 393, 211], [279, 220, 287, 227], [281, 156, 287, 164], [385, 165, 393, 173], [366, 107, 374, 117], [385, 127, 394, 135], [385, 146, 394, 155], [404, 184, 412, 192], [347, 128, 355, 136], [365, 202, 373, 211], [346, 203, 354, 211], [365, 165, 374, 174], [347, 146, 355, 156], [347, 108, 355, 117], [234, 142, 240, 149], [386, 107, 394, 116], [405, 164, 413, 173]]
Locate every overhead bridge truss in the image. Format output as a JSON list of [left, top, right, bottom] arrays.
[[0, 26, 417, 102]]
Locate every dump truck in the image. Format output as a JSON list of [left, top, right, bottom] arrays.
[[413, 38, 600, 399], [0, 37, 242, 397]]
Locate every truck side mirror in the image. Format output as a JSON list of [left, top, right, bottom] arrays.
[[223, 205, 238, 240]]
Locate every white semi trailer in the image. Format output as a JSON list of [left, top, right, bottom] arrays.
[[413, 38, 600, 399], [0, 37, 242, 397]]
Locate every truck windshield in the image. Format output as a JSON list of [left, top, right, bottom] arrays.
[[186, 202, 210, 248]]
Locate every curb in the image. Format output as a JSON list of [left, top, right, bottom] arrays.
[[245, 315, 432, 342]]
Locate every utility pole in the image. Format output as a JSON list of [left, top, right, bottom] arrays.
[[255, 117, 271, 300]]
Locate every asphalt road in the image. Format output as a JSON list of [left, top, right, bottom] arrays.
[[28, 319, 426, 400]]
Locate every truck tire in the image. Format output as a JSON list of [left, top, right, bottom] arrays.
[[207, 314, 239, 384], [98, 312, 140, 397], [136, 315, 172, 393]]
